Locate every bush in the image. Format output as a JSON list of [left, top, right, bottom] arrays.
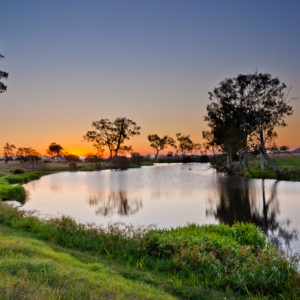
[[79, 166, 95, 171], [13, 169, 25, 174], [111, 156, 129, 170], [130, 152, 144, 167], [0, 185, 27, 203], [68, 162, 78, 170], [65, 154, 81, 162]]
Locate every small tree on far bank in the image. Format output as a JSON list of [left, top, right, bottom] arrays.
[[147, 134, 175, 160], [47, 142, 63, 158], [16, 146, 40, 169], [175, 133, 196, 157], [3, 143, 16, 164]]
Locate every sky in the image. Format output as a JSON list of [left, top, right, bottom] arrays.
[[0, 0, 300, 155]]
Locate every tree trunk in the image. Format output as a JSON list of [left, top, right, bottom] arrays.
[[238, 151, 244, 173], [226, 153, 233, 175], [260, 152, 265, 170], [243, 147, 250, 171], [259, 132, 282, 179], [114, 121, 125, 157], [154, 150, 159, 160]]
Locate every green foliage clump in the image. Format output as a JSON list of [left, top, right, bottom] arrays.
[[0, 171, 48, 203], [68, 162, 78, 170], [2, 171, 44, 184], [12, 169, 25, 174], [79, 166, 95, 171], [111, 156, 129, 170], [0, 185, 27, 203], [0, 204, 298, 298]]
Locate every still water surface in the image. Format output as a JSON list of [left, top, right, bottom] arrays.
[[22, 163, 300, 254]]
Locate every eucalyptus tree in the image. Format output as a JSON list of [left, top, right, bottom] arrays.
[[3, 143, 16, 164], [204, 73, 293, 178], [205, 77, 255, 172], [243, 73, 293, 178], [147, 134, 175, 160], [0, 54, 8, 93], [47, 142, 63, 157], [175, 133, 196, 157], [84, 117, 140, 158]]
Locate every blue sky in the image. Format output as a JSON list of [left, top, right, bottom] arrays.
[[0, 0, 299, 153]]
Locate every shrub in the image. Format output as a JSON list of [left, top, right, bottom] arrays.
[[130, 152, 144, 167], [68, 162, 78, 170], [0, 185, 27, 203], [65, 154, 81, 162], [79, 166, 95, 171], [13, 169, 25, 174], [111, 156, 129, 170]]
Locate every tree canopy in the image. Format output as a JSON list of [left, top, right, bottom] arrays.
[[204, 72, 293, 178], [84, 117, 140, 158], [147, 134, 175, 160], [47, 143, 63, 157]]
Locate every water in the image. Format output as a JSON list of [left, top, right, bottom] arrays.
[[22, 163, 300, 254]]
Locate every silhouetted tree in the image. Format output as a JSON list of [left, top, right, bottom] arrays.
[[84, 117, 140, 158], [280, 145, 289, 152], [244, 73, 293, 178], [16, 146, 39, 169], [204, 73, 293, 179], [0, 54, 8, 93], [47, 142, 63, 157], [175, 133, 195, 157], [147, 134, 175, 160], [3, 143, 16, 164]]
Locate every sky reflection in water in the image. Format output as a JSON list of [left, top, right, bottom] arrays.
[[22, 163, 300, 254]]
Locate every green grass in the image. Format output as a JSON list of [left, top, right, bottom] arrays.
[[0, 204, 298, 299], [239, 157, 300, 181], [0, 171, 50, 203], [0, 225, 175, 300]]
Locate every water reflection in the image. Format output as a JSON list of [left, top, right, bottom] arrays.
[[88, 191, 142, 216], [208, 177, 298, 251], [21, 164, 300, 254]]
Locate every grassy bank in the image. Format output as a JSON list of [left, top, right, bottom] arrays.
[[0, 204, 299, 299], [0, 224, 174, 300], [244, 157, 300, 181], [0, 171, 50, 203]]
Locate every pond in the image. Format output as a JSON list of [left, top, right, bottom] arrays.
[[22, 163, 300, 255]]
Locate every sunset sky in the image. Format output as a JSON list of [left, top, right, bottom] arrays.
[[0, 0, 300, 156]]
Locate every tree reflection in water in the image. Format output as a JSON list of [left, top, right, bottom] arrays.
[[207, 177, 298, 251], [88, 191, 142, 216]]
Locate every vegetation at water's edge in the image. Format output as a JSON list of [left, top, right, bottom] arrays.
[[0, 204, 299, 299], [0, 225, 174, 300], [242, 157, 300, 181], [0, 171, 49, 203]]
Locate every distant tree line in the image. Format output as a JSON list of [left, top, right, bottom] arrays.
[[0, 53, 294, 177]]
